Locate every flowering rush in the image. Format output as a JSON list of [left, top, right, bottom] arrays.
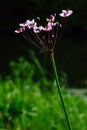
[[15, 9, 73, 130], [15, 9, 73, 54]]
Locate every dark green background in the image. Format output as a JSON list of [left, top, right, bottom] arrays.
[[0, 0, 87, 87]]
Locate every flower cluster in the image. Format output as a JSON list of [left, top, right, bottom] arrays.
[[15, 9, 73, 54]]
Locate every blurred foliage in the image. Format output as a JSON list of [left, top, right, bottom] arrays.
[[0, 57, 87, 129]]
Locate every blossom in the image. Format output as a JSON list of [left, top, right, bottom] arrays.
[[59, 9, 73, 17], [46, 14, 56, 22], [15, 11, 73, 53], [15, 27, 25, 33], [44, 21, 60, 32], [19, 19, 35, 29], [33, 22, 44, 33], [33, 25, 45, 33], [44, 22, 52, 31]]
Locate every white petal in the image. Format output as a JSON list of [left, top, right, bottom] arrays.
[[59, 13, 65, 17], [62, 10, 66, 13], [19, 23, 25, 27], [15, 30, 20, 33]]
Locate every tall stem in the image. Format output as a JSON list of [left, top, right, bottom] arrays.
[[50, 52, 72, 130]]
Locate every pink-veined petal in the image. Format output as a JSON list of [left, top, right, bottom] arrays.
[[15, 27, 25, 33], [59, 9, 73, 17], [44, 22, 52, 31], [19, 19, 35, 28]]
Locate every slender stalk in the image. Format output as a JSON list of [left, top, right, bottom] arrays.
[[50, 52, 72, 130]]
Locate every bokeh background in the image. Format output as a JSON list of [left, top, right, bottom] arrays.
[[0, 0, 87, 87]]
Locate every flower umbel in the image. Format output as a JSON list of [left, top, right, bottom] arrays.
[[15, 13, 60, 53], [15, 9, 73, 54], [15, 9, 73, 130]]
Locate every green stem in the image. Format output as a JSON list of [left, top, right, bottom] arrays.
[[50, 52, 72, 130]]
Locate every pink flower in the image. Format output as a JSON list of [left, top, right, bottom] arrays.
[[33, 22, 45, 33], [19, 19, 35, 29], [51, 22, 60, 27], [33, 26, 45, 33], [46, 14, 56, 22], [44, 22, 60, 32], [59, 9, 73, 17], [15, 27, 25, 33], [15, 12, 73, 53], [44, 22, 52, 31], [45, 14, 61, 32]]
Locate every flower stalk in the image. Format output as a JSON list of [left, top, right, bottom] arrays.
[[50, 51, 72, 130], [15, 9, 73, 129]]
